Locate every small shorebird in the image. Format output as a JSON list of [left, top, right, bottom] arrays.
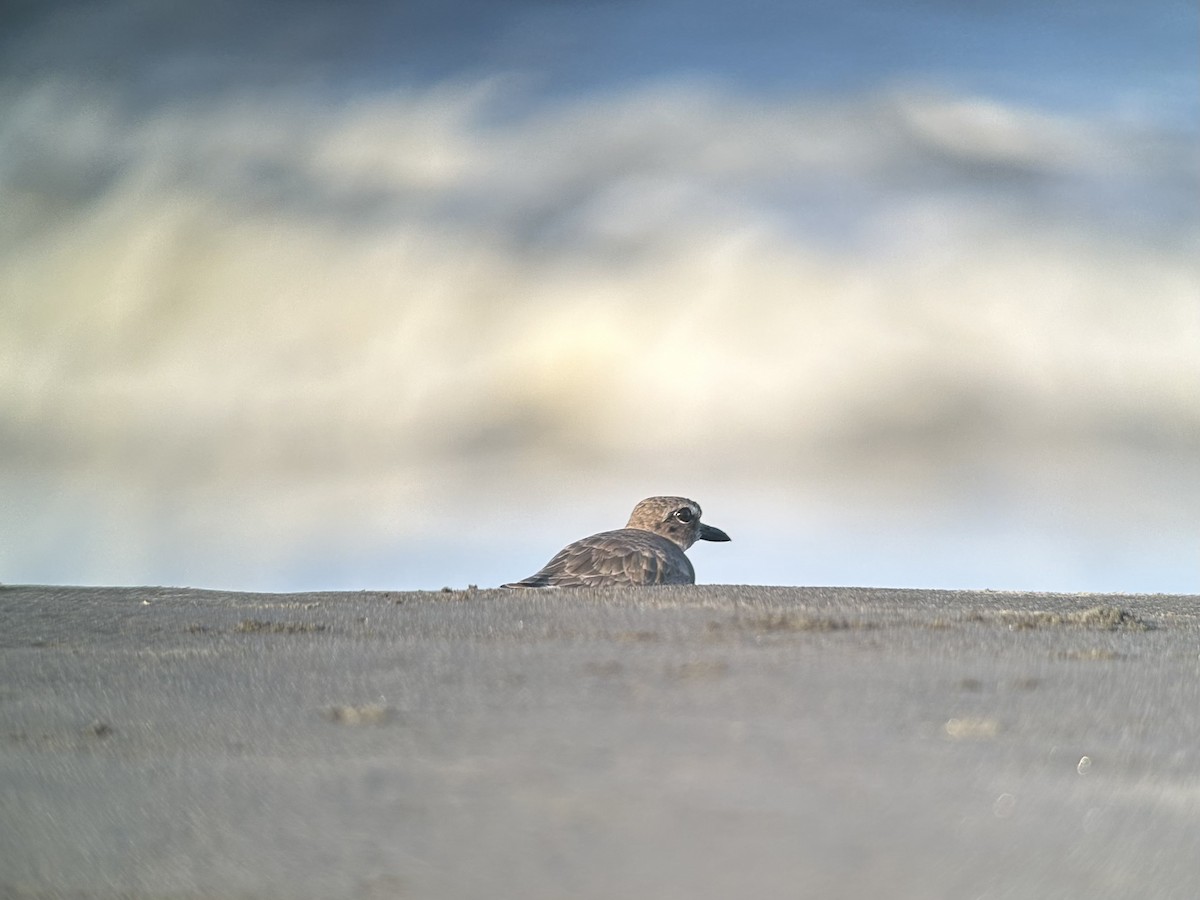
[[501, 496, 730, 588]]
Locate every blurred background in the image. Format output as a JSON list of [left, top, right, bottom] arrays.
[[1, 0, 1197, 593]]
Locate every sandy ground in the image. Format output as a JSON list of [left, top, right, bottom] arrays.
[[2, 584, 1199, 900]]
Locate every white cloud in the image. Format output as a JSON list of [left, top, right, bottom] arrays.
[[1, 76, 1196, 587]]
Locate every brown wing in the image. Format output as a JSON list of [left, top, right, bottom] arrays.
[[501, 529, 695, 588]]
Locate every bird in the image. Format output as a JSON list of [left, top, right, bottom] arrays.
[[501, 496, 730, 588]]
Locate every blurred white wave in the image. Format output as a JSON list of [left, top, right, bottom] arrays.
[[1, 72, 1197, 591]]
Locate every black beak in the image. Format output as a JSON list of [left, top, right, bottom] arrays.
[[698, 523, 731, 542]]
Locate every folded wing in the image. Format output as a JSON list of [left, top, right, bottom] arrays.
[[502, 529, 695, 587]]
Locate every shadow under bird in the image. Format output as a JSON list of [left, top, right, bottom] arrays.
[[501, 496, 730, 588]]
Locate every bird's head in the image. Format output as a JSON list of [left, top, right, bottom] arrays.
[[626, 496, 731, 550]]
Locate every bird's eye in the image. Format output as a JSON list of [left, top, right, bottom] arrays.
[[673, 508, 694, 523]]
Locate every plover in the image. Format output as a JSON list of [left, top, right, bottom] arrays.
[[501, 496, 730, 588]]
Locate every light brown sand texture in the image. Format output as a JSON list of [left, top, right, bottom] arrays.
[[2, 584, 1199, 899]]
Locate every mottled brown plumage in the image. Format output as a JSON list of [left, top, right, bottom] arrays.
[[501, 496, 730, 588]]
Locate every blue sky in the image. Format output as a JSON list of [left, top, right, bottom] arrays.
[[5, 1, 1195, 118]]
